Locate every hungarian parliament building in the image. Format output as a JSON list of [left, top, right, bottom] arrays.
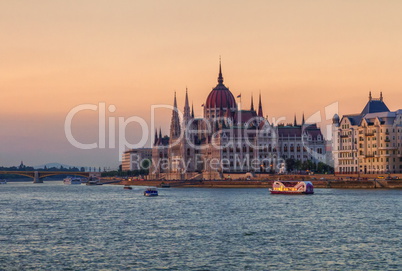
[[148, 62, 327, 180]]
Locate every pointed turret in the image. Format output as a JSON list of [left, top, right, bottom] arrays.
[[218, 57, 223, 84], [369, 91, 372, 101], [183, 88, 191, 123], [154, 129, 158, 145], [170, 92, 181, 139], [380, 91, 383, 101], [191, 103, 194, 118], [173, 91, 177, 108], [302, 112, 305, 125], [294, 114, 297, 126], [250, 94, 254, 111], [257, 93, 263, 117], [159, 127, 162, 139]]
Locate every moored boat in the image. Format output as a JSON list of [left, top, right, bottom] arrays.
[[0, 179, 7, 184], [86, 180, 102, 185], [86, 177, 102, 185], [144, 187, 158, 197], [269, 180, 314, 194], [124, 185, 133, 190], [63, 177, 82, 185]]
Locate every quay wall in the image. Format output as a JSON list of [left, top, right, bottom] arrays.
[[109, 178, 402, 189]]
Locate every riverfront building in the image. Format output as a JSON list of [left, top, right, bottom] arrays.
[[278, 121, 326, 164], [122, 148, 152, 171], [332, 92, 402, 174], [149, 62, 326, 180]]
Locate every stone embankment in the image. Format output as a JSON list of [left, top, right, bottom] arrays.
[[107, 176, 402, 189]]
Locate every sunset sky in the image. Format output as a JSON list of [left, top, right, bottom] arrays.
[[1, 0, 402, 168]]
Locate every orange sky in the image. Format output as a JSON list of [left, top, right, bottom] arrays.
[[1, 0, 402, 168]]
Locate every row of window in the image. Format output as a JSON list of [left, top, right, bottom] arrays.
[[363, 157, 402, 163]]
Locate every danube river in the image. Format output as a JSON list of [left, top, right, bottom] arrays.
[[1, 181, 401, 270]]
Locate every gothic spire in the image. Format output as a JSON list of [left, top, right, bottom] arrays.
[[172, 91, 177, 109], [258, 93, 263, 117], [380, 91, 383, 101], [369, 91, 372, 101], [191, 102, 194, 118], [159, 127, 162, 139], [302, 112, 305, 125], [218, 57, 223, 84], [154, 129, 158, 145], [294, 114, 297, 126], [184, 88, 191, 121], [170, 92, 181, 139], [250, 94, 254, 111]]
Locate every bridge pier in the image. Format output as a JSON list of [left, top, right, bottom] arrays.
[[33, 171, 43, 183]]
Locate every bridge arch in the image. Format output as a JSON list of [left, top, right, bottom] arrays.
[[0, 171, 94, 183]]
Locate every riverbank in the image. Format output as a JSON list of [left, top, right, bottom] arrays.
[[106, 178, 402, 189]]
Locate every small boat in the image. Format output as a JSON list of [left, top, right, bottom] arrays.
[[159, 182, 170, 188], [144, 187, 158, 197], [63, 177, 82, 185], [0, 179, 7, 184], [124, 185, 133, 190], [86, 180, 103, 185], [269, 181, 314, 194], [80, 178, 88, 183], [86, 177, 102, 185]]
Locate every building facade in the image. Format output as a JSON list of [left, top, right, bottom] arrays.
[[122, 148, 152, 171], [150, 62, 327, 179], [278, 120, 326, 165], [332, 93, 402, 174]]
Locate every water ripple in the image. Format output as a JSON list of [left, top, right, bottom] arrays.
[[0, 182, 401, 270]]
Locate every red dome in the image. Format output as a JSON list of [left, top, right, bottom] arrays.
[[205, 84, 236, 109], [205, 65, 236, 109]]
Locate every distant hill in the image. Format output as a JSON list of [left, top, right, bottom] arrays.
[[33, 163, 78, 170]]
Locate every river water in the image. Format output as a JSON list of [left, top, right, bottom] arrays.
[[0, 181, 401, 270]]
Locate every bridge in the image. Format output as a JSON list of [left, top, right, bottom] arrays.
[[0, 171, 100, 183]]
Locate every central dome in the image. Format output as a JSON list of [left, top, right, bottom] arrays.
[[205, 63, 236, 109]]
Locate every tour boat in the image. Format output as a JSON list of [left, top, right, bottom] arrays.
[[63, 177, 82, 185], [269, 181, 314, 194], [0, 179, 7, 184], [144, 187, 158, 197]]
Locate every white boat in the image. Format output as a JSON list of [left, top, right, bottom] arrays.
[[63, 177, 82, 185], [0, 179, 7, 184]]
